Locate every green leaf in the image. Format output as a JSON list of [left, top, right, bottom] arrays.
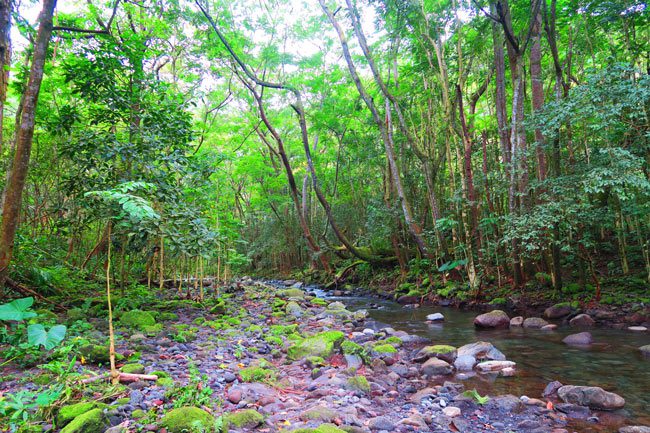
[[0, 297, 37, 321], [27, 324, 67, 350]]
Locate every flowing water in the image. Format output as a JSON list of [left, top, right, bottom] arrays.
[[311, 288, 650, 430]]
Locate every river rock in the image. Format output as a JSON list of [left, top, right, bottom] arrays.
[[640, 345, 650, 357], [454, 354, 476, 371], [368, 416, 395, 431], [510, 316, 524, 326], [426, 313, 444, 321], [413, 345, 457, 363], [474, 310, 510, 329], [557, 385, 625, 410], [563, 332, 593, 345], [457, 341, 506, 361], [628, 326, 647, 332], [442, 406, 461, 417], [569, 314, 595, 327], [397, 295, 420, 305], [543, 381, 564, 397], [523, 317, 549, 329], [476, 360, 516, 372], [619, 427, 650, 433], [421, 358, 453, 376], [544, 304, 574, 319], [285, 301, 304, 317], [542, 324, 558, 331]]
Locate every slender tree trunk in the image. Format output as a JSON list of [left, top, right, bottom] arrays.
[[530, 0, 547, 182], [0, 0, 57, 288], [0, 0, 11, 154]]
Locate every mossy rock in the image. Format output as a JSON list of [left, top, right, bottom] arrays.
[[305, 356, 326, 368], [240, 366, 276, 383], [311, 298, 328, 306], [143, 324, 163, 336], [226, 409, 264, 428], [287, 331, 344, 360], [131, 409, 146, 419], [301, 405, 338, 422], [382, 336, 403, 347], [160, 407, 216, 433], [119, 310, 156, 329], [159, 312, 179, 321], [346, 375, 370, 393], [270, 324, 298, 336], [372, 344, 397, 354], [150, 370, 170, 379], [79, 344, 110, 365], [210, 298, 227, 315], [120, 363, 145, 374], [278, 288, 306, 299], [57, 402, 108, 427], [247, 324, 263, 333], [265, 335, 283, 346], [34, 373, 54, 385], [66, 308, 85, 322], [285, 301, 304, 317], [59, 408, 108, 433]]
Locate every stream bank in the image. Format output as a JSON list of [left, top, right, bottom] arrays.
[[1, 278, 648, 433]]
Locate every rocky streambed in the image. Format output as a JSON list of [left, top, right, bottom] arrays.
[[2, 278, 649, 433]]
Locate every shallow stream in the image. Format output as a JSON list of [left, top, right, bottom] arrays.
[[311, 288, 650, 430]]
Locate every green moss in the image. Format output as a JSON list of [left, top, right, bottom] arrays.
[[159, 312, 179, 321], [265, 335, 283, 345], [426, 344, 456, 354], [57, 402, 108, 427], [157, 377, 174, 387], [239, 366, 276, 383], [490, 297, 507, 305], [278, 288, 305, 299], [79, 344, 110, 365], [66, 308, 85, 322], [270, 324, 298, 336], [311, 298, 327, 306], [346, 375, 370, 393], [373, 344, 397, 354], [119, 310, 156, 330], [210, 298, 227, 315], [287, 331, 345, 360], [383, 336, 403, 346], [305, 356, 326, 368], [120, 363, 145, 374], [301, 406, 337, 421], [160, 407, 216, 433], [34, 373, 54, 385], [225, 317, 241, 326], [143, 323, 163, 336], [193, 317, 206, 325], [132, 409, 146, 419], [226, 409, 264, 428], [247, 324, 262, 333], [59, 408, 108, 433]]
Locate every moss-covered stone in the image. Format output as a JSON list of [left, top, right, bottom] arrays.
[[287, 331, 344, 360], [372, 344, 397, 354], [79, 344, 110, 365], [57, 402, 108, 427], [66, 308, 85, 322], [285, 301, 304, 317], [278, 288, 306, 299], [305, 356, 326, 368], [270, 324, 298, 336], [226, 409, 264, 428], [160, 407, 216, 433], [119, 310, 156, 329], [159, 312, 179, 321], [247, 324, 262, 333], [239, 366, 276, 383], [311, 298, 328, 306], [60, 408, 108, 433], [346, 375, 370, 393], [265, 335, 283, 346], [120, 363, 145, 374], [210, 298, 227, 315], [131, 409, 146, 419], [143, 323, 163, 336], [301, 405, 337, 422]]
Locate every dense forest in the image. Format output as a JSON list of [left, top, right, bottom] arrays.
[[0, 0, 649, 432]]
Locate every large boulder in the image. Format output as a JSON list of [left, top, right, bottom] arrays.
[[544, 304, 574, 319], [454, 354, 476, 371], [557, 385, 625, 410], [413, 345, 457, 363], [457, 342, 506, 361], [160, 407, 216, 433], [287, 331, 344, 360], [420, 358, 453, 376], [563, 332, 593, 345], [278, 288, 306, 299], [474, 310, 510, 329], [569, 314, 595, 327], [57, 403, 108, 428], [60, 409, 108, 433], [285, 301, 304, 318], [226, 409, 264, 429], [523, 317, 549, 329]]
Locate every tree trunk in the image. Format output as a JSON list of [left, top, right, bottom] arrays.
[[0, 0, 57, 288], [0, 0, 11, 154]]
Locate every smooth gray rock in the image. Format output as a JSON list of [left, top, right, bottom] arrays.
[[523, 317, 549, 329], [426, 313, 444, 321], [454, 354, 476, 371], [563, 332, 593, 345], [421, 358, 453, 376], [457, 341, 506, 361], [558, 385, 625, 410], [474, 310, 510, 329], [569, 314, 595, 327], [619, 427, 650, 433]]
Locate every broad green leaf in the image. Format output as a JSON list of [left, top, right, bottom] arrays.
[[0, 297, 37, 321], [27, 324, 67, 350]]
